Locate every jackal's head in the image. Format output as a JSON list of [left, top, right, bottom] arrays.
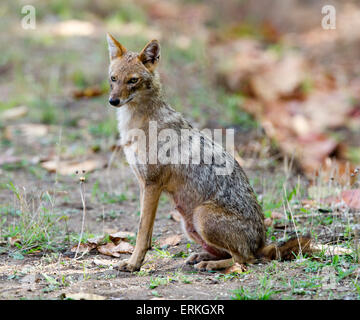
[[106, 33, 161, 107]]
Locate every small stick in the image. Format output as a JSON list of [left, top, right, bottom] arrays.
[[74, 171, 87, 260], [283, 185, 303, 259]]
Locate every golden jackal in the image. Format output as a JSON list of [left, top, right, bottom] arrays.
[[106, 33, 310, 272]]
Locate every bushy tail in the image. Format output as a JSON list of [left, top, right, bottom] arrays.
[[258, 236, 312, 261]]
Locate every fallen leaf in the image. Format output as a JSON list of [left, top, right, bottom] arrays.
[[4, 123, 49, 142], [72, 86, 104, 99], [341, 189, 360, 209], [213, 39, 276, 93], [0, 106, 28, 121], [311, 243, 352, 256], [97, 243, 119, 257], [320, 189, 360, 210], [62, 292, 106, 300], [97, 241, 134, 257], [8, 237, 21, 246], [41, 159, 103, 175], [224, 263, 247, 274], [87, 235, 105, 246], [113, 241, 134, 254], [250, 53, 306, 102], [109, 231, 136, 244], [159, 234, 182, 247]]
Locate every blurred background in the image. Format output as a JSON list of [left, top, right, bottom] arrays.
[[0, 0, 360, 206]]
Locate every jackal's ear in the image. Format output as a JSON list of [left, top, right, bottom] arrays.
[[139, 40, 160, 72], [107, 33, 127, 60]]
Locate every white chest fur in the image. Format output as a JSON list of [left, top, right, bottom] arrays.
[[116, 106, 145, 169], [116, 105, 133, 145]]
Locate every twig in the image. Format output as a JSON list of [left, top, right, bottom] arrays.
[[74, 180, 86, 260], [283, 185, 303, 258]]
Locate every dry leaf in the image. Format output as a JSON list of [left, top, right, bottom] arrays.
[[320, 189, 360, 210], [8, 237, 21, 246], [213, 39, 276, 93], [224, 263, 247, 274], [159, 234, 182, 247], [341, 189, 360, 209], [62, 292, 106, 300], [97, 241, 134, 257], [4, 123, 48, 142], [72, 86, 104, 99], [109, 231, 135, 244], [87, 235, 105, 246], [97, 243, 120, 257], [311, 243, 352, 256], [0, 106, 28, 121], [41, 159, 103, 175], [113, 241, 134, 254], [250, 53, 305, 102]]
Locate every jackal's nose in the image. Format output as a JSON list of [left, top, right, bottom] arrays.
[[109, 98, 120, 106]]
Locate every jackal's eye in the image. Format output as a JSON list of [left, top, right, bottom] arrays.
[[110, 76, 116, 82], [127, 77, 139, 84]]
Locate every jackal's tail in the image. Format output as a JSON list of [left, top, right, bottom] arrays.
[[257, 236, 312, 261]]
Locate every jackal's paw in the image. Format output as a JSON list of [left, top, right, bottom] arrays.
[[115, 259, 139, 272], [185, 252, 213, 265], [194, 260, 220, 271], [185, 253, 202, 265]]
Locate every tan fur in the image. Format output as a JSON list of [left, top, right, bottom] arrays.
[[106, 34, 312, 272]]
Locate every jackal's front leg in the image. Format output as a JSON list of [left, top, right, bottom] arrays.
[[117, 184, 161, 272]]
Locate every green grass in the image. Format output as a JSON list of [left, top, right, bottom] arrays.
[[106, 2, 147, 24], [149, 276, 170, 289], [231, 276, 278, 300], [89, 119, 118, 138], [290, 277, 322, 296], [96, 209, 124, 221], [1, 182, 67, 257], [220, 93, 257, 128], [99, 192, 128, 204]]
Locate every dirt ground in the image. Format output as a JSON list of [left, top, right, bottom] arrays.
[[1, 161, 359, 300]]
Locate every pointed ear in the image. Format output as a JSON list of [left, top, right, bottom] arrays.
[[106, 33, 127, 60], [138, 40, 160, 72]]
